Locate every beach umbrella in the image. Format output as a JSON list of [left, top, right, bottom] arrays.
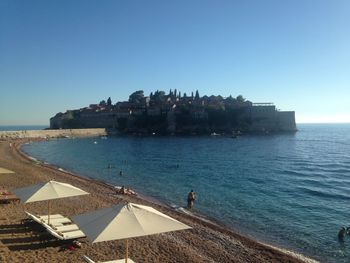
[[72, 203, 191, 263], [0, 167, 15, 174], [13, 180, 89, 224]]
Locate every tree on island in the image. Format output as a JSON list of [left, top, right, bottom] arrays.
[[99, 100, 106, 106], [107, 97, 112, 106], [153, 90, 166, 103], [225, 95, 236, 105], [236, 95, 245, 103], [195, 90, 200, 100], [129, 90, 144, 103]]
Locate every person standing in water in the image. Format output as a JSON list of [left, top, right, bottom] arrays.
[[187, 190, 196, 209]]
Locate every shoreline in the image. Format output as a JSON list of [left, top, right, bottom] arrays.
[[19, 138, 293, 254], [0, 138, 319, 263]]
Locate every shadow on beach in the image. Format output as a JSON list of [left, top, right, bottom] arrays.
[[6, 239, 69, 252], [0, 221, 72, 251], [0, 223, 32, 234]]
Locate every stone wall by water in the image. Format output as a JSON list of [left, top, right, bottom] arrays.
[[276, 111, 297, 132], [0, 128, 107, 140]]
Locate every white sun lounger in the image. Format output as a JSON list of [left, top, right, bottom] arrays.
[[106, 260, 136, 263], [45, 226, 85, 240], [25, 211, 43, 224], [39, 214, 65, 220], [53, 224, 80, 232], [43, 217, 72, 225], [83, 255, 136, 263], [25, 211, 70, 224], [25, 211, 85, 240]]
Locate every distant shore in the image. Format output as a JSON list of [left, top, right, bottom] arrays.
[[0, 128, 106, 140], [0, 138, 318, 263]]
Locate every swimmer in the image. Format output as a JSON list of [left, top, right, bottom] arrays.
[[338, 227, 346, 242]]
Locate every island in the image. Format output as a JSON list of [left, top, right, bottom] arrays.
[[50, 90, 297, 135]]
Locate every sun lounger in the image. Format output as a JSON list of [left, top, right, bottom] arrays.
[[39, 214, 65, 220], [25, 211, 43, 224], [0, 194, 20, 203], [25, 211, 71, 226], [39, 214, 73, 226], [0, 191, 20, 203], [45, 227, 85, 240], [44, 217, 72, 225], [25, 211, 85, 240], [107, 260, 136, 263], [83, 255, 95, 263], [53, 224, 80, 232], [83, 255, 136, 263]]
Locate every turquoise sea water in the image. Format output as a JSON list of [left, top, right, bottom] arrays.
[[22, 124, 350, 262]]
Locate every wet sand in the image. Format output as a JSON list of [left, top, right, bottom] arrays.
[[0, 139, 319, 263]]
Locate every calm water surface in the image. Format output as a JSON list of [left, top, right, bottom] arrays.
[[22, 124, 350, 262]]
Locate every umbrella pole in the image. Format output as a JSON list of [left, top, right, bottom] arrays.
[[125, 239, 128, 263], [48, 200, 50, 225]]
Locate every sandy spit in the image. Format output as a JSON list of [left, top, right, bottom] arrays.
[[0, 139, 319, 263]]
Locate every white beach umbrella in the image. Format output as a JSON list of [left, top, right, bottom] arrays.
[[13, 180, 89, 224], [72, 203, 191, 263], [0, 167, 15, 174]]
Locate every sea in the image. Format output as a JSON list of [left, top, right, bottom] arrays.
[[13, 124, 350, 262]]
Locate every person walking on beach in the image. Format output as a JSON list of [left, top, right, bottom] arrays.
[[187, 190, 196, 209]]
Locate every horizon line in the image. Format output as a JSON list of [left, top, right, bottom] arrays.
[[1, 122, 350, 126]]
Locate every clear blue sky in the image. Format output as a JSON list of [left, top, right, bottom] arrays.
[[1, 0, 349, 125]]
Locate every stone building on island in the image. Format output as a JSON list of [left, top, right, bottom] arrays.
[[50, 90, 297, 134]]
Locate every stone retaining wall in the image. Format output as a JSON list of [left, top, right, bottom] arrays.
[[0, 128, 107, 140]]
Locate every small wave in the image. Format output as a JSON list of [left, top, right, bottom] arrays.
[[311, 167, 350, 174], [312, 162, 350, 170], [276, 156, 312, 164], [296, 178, 328, 187], [280, 168, 331, 180], [163, 164, 180, 169], [175, 207, 214, 225], [327, 168, 350, 174], [298, 186, 350, 201], [247, 177, 265, 185], [169, 203, 181, 209], [281, 169, 327, 179], [177, 207, 191, 214], [282, 169, 305, 177], [296, 138, 350, 147], [295, 166, 350, 176]]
